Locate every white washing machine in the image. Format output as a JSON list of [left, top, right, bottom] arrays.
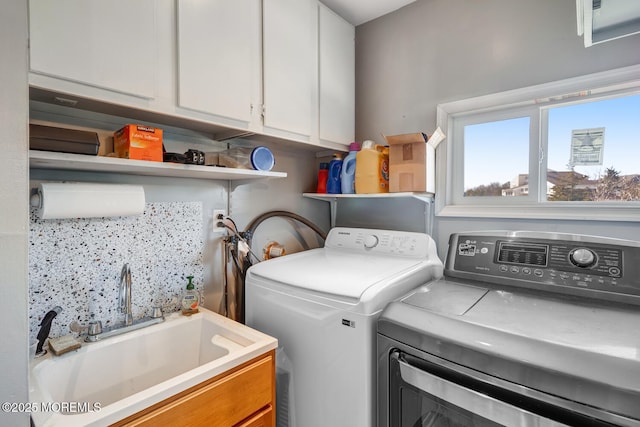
[[245, 227, 443, 427]]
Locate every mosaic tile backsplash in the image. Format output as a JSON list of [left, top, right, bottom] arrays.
[[29, 201, 204, 345]]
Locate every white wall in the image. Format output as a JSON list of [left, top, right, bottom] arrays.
[[355, 0, 640, 255], [0, 1, 30, 425]]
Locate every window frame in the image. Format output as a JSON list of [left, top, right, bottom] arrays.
[[435, 64, 640, 221]]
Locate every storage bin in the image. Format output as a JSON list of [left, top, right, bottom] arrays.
[[218, 146, 275, 171]]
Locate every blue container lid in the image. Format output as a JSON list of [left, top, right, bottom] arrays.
[[250, 146, 275, 171]]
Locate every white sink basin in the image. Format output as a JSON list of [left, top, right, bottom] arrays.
[[29, 308, 277, 427]]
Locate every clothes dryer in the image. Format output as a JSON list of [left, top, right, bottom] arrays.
[[378, 231, 640, 427]]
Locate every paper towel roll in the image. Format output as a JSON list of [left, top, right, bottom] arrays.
[[32, 183, 146, 219]]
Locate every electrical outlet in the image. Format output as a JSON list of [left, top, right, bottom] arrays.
[[213, 209, 226, 231]]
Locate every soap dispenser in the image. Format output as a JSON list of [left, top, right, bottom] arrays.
[[181, 275, 200, 316]]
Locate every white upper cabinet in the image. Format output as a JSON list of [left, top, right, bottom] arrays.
[[29, 0, 157, 99], [177, 0, 261, 127], [262, 0, 316, 140], [318, 4, 355, 146], [28, 0, 354, 151]]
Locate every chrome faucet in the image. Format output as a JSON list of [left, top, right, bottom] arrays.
[[78, 263, 164, 343], [119, 263, 133, 326]]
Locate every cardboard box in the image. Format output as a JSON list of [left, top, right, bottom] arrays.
[[385, 132, 435, 193], [113, 124, 163, 162]]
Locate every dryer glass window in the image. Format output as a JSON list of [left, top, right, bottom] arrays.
[[399, 388, 498, 427]]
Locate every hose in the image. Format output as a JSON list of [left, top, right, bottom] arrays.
[[220, 238, 230, 317], [221, 221, 262, 263], [243, 210, 327, 246], [222, 210, 326, 324]]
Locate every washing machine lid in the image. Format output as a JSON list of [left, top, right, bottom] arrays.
[[247, 248, 430, 300]]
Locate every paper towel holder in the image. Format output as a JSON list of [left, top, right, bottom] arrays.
[[30, 182, 146, 220]]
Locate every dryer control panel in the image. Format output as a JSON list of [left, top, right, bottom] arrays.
[[446, 231, 640, 304]]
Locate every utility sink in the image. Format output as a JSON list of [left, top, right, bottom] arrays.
[[29, 308, 277, 427]]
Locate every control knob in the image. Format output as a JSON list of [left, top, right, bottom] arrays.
[[363, 235, 379, 249], [569, 248, 596, 268]]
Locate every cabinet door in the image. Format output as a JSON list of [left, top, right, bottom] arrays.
[[263, 0, 316, 139], [177, 0, 260, 124], [29, 0, 156, 99], [318, 4, 355, 145]]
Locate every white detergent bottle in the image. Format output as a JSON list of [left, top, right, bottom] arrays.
[[340, 142, 360, 194]]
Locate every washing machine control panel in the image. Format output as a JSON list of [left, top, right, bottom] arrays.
[[446, 232, 640, 304], [325, 227, 433, 258]]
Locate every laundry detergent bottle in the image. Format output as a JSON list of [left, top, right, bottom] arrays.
[[355, 140, 389, 194], [340, 142, 360, 194], [326, 153, 344, 194], [316, 162, 329, 193]]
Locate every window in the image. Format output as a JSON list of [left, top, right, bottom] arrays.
[[437, 65, 640, 221], [463, 117, 530, 198], [547, 96, 640, 202]]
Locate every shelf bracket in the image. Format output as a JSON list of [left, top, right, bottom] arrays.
[[328, 197, 338, 228]]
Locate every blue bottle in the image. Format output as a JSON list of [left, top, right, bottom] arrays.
[[340, 142, 360, 194], [326, 153, 344, 194]]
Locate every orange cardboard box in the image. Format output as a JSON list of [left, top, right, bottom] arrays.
[[114, 124, 163, 162]]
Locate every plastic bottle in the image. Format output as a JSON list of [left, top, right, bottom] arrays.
[[326, 153, 344, 194], [316, 162, 329, 193], [340, 142, 360, 194], [380, 146, 390, 192], [355, 140, 390, 194], [181, 275, 200, 316]]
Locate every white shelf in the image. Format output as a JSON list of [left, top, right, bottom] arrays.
[[303, 192, 433, 202], [303, 192, 434, 229], [29, 150, 288, 180]]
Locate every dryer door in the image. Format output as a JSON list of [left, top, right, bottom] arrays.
[[389, 350, 619, 427]]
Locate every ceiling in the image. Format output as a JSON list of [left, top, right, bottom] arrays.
[[321, 0, 417, 26]]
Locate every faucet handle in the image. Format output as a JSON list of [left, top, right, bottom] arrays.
[[151, 306, 164, 319], [69, 321, 88, 334], [87, 320, 103, 336], [70, 320, 103, 337]]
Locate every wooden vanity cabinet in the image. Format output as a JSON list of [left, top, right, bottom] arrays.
[[112, 350, 275, 427]]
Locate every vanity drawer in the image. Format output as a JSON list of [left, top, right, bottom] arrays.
[[113, 350, 275, 427]]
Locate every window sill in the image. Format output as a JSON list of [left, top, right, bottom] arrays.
[[437, 203, 640, 222]]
